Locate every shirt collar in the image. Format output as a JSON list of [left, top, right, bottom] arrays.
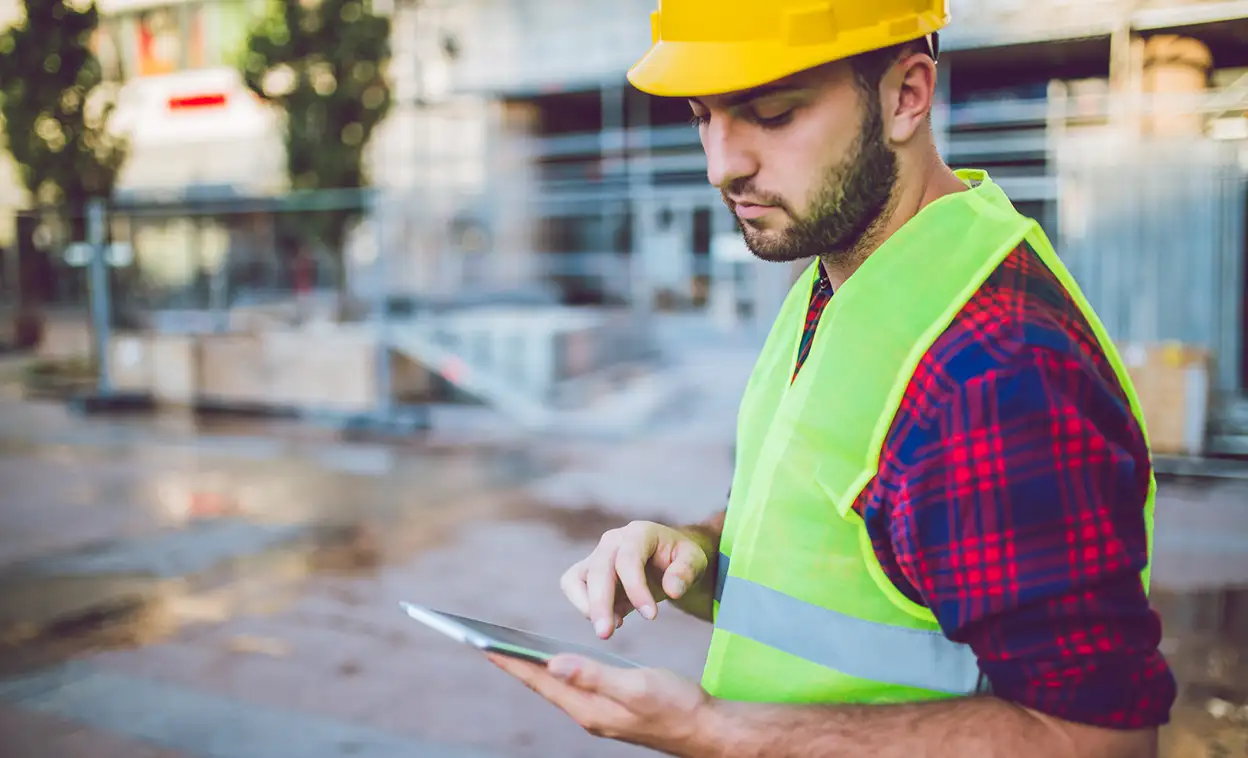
[[817, 260, 833, 292]]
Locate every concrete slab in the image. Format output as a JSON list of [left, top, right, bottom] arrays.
[[11, 521, 310, 580], [0, 521, 318, 644], [0, 662, 511, 758], [0, 701, 192, 758]]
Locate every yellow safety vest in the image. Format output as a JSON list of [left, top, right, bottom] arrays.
[[703, 169, 1156, 704]]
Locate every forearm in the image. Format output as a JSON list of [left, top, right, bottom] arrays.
[[670, 509, 725, 622], [678, 696, 1153, 758]]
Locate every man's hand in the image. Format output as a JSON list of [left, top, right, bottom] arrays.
[[488, 653, 1158, 758], [561, 520, 711, 639], [487, 653, 710, 754]]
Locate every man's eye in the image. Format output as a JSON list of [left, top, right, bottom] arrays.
[[689, 113, 710, 128], [752, 109, 793, 129]]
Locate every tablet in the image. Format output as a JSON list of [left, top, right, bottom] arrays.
[[399, 601, 643, 669]]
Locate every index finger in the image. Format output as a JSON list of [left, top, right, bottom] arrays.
[[559, 560, 591, 619], [614, 544, 657, 620], [584, 547, 620, 639]]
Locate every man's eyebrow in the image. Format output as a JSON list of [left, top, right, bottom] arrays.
[[689, 83, 805, 110]]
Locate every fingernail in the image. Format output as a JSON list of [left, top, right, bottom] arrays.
[[671, 579, 688, 597], [594, 619, 611, 637], [640, 604, 656, 620]]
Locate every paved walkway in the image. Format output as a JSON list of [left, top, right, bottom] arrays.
[[0, 703, 191, 758], [0, 324, 1245, 757], [0, 397, 729, 758]]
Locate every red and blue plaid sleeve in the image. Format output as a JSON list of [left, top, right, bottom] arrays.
[[885, 343, 1176, 728], [801, 244, 1177, 727]]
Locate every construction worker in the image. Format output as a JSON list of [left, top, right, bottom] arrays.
[[489, 2, 1176, 755]]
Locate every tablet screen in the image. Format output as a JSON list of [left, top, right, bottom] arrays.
[[401, 602, 643, 669]]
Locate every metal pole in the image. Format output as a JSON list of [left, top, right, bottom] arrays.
[[629, 86, 657, 358], [208, 217, 228, 332], [1109, 20, 1134, 137], [601, 84, 625, 302], [86, 198, 111, 396], [373, 191, 393, 421]]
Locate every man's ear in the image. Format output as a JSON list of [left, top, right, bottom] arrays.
[[883, 52, 937, 145]]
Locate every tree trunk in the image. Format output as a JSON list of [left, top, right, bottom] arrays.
[[12, 211, 45, 351]]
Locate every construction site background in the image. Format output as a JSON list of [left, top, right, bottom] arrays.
[[0, 1, 1246, 757]]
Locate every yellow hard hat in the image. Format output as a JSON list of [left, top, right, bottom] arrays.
[[627, 0, 950, 98]]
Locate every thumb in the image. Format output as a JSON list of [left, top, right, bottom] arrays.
[[549, 654, 645, 702], [660, 540, 707, 600]]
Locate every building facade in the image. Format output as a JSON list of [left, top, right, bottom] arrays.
[[2, 0, 1245, 448], [414, 0, 1248, 449]]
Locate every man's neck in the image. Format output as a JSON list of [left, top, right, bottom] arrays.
[[820, 159, 967, 290]]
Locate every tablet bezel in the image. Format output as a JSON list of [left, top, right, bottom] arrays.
[[399, 601, 643, 669]]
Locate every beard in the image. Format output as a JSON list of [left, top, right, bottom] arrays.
[[726, 98, 899, 264]]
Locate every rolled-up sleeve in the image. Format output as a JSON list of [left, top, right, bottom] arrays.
[[890, 344, 1177, 728]]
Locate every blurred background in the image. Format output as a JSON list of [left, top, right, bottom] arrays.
[[0, 1, 1245, 756]]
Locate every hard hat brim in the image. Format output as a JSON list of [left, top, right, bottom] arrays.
[[627, 19, 947, 98]]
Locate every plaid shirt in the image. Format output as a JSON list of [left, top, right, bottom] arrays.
[[793, 241, 1176, 728]]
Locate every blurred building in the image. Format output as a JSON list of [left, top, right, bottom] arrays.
[[90, 0, 284, 196], [1, 0, 1247, 449], [0, 0, 492, 310], [82, 0, 511, 305], [410, 0, 1248, 452]]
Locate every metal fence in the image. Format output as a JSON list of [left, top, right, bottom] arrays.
[[0, 186, 672, 429], [3, 87, 1246, 442], [0, 203, 104, 356], [108, 191, 364, 331], [0, 196, 344, 332], [81, 189, 671, 324]]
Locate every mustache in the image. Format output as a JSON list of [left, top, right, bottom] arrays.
[[721, 181, 789, 212]]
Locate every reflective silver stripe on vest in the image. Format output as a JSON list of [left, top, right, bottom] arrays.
[[713, 553, 984, 694]]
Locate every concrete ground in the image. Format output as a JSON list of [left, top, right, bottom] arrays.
[[0, 330, 1245, 758], [0, 374, 736, 758]]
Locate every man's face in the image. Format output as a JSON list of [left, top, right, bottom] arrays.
[[689, 63, 898, 264]]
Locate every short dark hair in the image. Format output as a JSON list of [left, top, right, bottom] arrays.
[[847, 36, 934, 102]]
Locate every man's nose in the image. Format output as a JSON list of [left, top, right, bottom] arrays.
[[702, 119, 758, 191]]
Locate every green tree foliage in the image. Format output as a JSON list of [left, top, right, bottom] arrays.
[[240, 0, 392, 294], [0, 0, 128, 347], [0, 0, 127, 215]]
